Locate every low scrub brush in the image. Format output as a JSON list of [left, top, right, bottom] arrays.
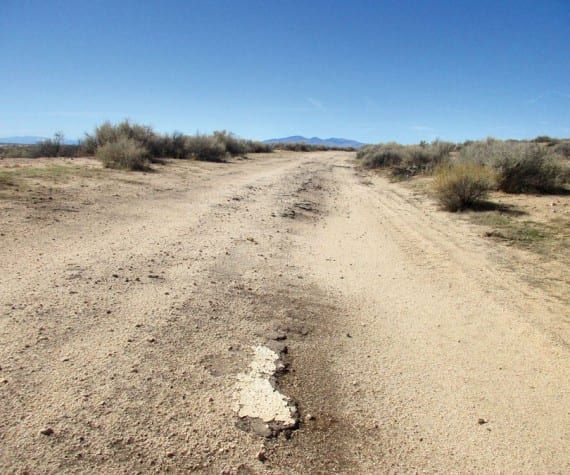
[[96, 137, 150, 171], [433, 163, 496, 211], [459, 139, 566, 193]]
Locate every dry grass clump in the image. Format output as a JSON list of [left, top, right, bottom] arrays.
[[357, 140, 455, 177], [459, 139, 567, 193], [433, 162, 496, 211], [553, 142, 570, 159], [96, 137, 150, 171]]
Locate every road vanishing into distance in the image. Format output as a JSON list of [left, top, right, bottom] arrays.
[[1, 151, 569, 473]]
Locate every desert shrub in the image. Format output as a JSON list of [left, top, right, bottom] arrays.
[[357, 142, 406, 168], [0, 145, 36, 158], [244, 140, 272, 153], [84, 120, 161, 157], [213, 130, 248, 156], [459, 139, 566, 193], [96, 137, 150, 171], [429, 140, 456, 162], [185, 134, 227, 162], [532, 135, 558, 145], [159, 132, 189, 158], [494, 147, 565, 193], [553, 142, 570, 158], [358, 140, 454, 177], [433, 163, 496, 211]]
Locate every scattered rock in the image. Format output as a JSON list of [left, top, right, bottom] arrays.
[[265, 340, 288, 355], [257, 450, 267, 462], [281, 209, 296, 218], [477, 418, 488, 425], [40, 428, 54, 436], [251, 419, 272, 437]]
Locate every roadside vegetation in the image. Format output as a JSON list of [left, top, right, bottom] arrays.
[[0, 120, 356, 170], [358, 136, 569, 257], [358, 137, 569, 211], [357, 140, 455, 178], [270, 142, 357, 152]]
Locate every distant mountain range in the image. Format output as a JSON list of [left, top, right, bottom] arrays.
[[264, 136, 366, 148], [0, 136, 79, 145]]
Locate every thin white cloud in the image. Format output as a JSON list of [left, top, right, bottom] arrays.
[[527, 90, 570, 104], [307, 97, 325, 111]]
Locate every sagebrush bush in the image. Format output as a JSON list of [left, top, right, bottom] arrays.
[[83, 120, 273, 163], [433, 163, 496, 211], [213, 130, 248, 156], [96, 137, 150, 171], [356, 142, 406, 168], [357, 140, 454, 177], [243, 140, 273, 153], [84, 120, 160, 156], [459, 139, 566, 193], [554, 142, 570, 159], [185, 134, 227, 162]]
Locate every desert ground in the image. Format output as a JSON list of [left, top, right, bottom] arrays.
[[1, 151, 569, 474]]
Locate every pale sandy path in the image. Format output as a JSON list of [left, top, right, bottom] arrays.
[[0, 152, 568, 473]]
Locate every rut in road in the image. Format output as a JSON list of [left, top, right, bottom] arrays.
[[0, 151, 568, 474]]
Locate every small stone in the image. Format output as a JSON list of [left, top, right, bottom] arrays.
[[166, 451, 175, 458], [40, 428, 54, 436], [478, 418, 488, 425], [257, 450, 267, 462], [251, 419, 272, 437], [306, 413, 315, 421]]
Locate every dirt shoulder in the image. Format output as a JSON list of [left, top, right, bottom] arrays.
[[1, 152, 568, 473]]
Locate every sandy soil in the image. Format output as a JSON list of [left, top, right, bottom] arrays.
[[0, 152, 568, 474]]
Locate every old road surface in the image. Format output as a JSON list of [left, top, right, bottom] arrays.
[[1, 151, 569, 474]]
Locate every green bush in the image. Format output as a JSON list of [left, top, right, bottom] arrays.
[[96, 137, 150, 171], [433, 163, 496, 211]]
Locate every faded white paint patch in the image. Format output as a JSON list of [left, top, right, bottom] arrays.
[[234, 346, 296, 428]]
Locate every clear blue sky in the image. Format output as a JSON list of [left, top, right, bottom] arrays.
[[1, 0, 569, 144]]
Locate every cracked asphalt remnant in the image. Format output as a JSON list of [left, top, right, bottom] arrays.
[[234, 345, 297, 435]]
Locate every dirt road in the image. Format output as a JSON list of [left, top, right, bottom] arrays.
[[1, 151, 569, 473]]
